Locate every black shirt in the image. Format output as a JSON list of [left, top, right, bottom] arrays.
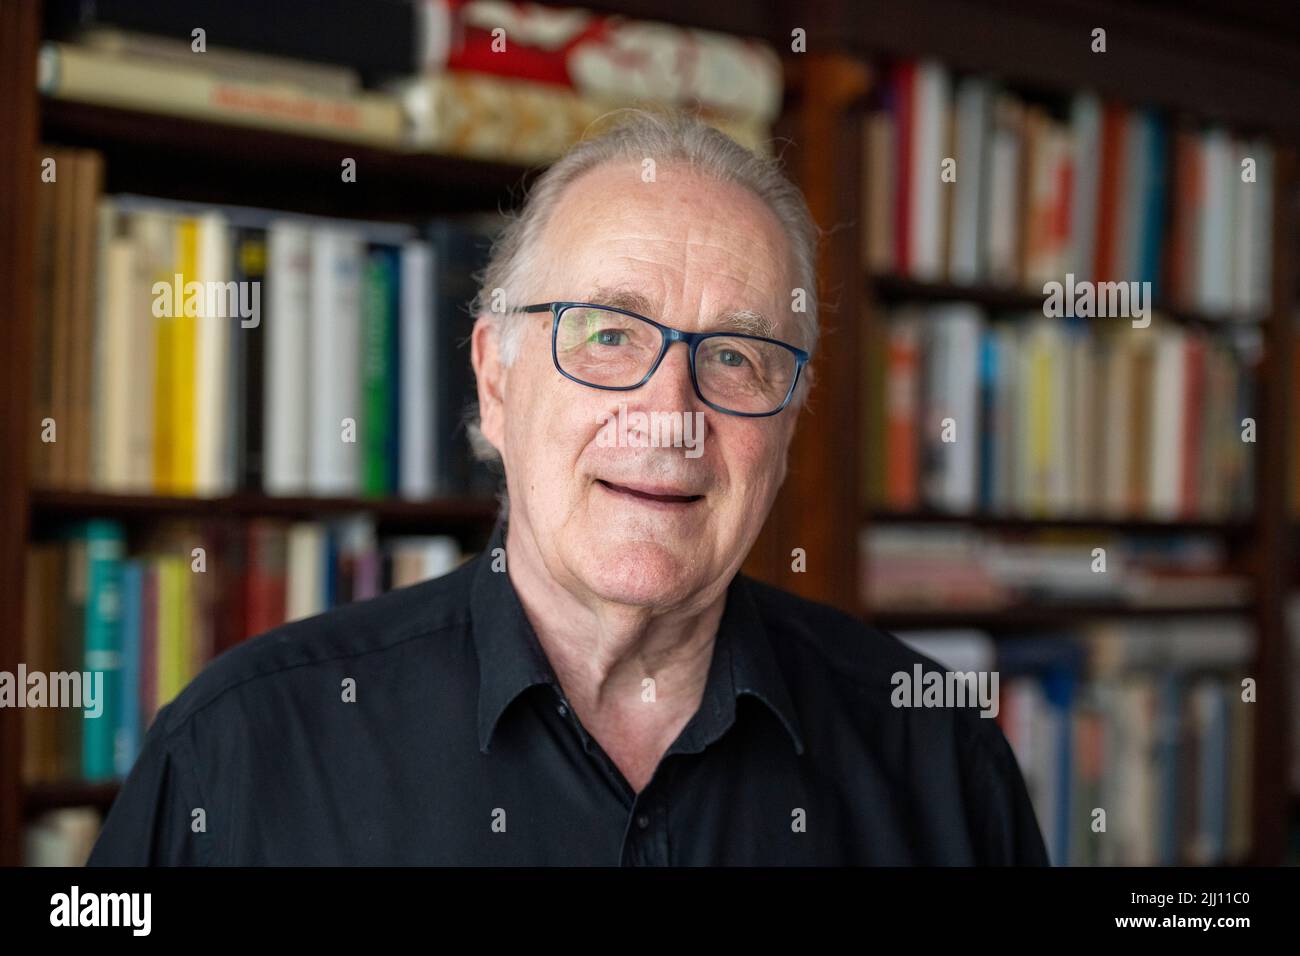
[[88, 521, 1048, 866]]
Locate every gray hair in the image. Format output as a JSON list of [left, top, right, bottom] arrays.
[[467, 108, 821, 465]]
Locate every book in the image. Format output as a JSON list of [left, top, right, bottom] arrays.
[[38, 42, 405, 146]]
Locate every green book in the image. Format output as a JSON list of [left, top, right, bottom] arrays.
[[361, 246, 399, 497]]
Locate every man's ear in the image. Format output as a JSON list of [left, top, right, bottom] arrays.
[[471, 315, 507, 455]]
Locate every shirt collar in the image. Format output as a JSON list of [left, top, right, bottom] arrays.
[[469, 520, 805, 757]]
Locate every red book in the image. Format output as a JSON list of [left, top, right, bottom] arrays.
[[245, 520, 288, 640], [1092, 103, 1127, 282], [885, 320, 920, 510], [892, 61, 916, 276]]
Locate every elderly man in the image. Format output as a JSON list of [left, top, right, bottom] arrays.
[[90, 112, 1047, 866]]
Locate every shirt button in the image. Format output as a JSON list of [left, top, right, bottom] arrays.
[[636, 814, 650, 830], [557, 703, 568, 717]]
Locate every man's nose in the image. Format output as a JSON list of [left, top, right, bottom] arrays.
[[639, 340, 700, 410]]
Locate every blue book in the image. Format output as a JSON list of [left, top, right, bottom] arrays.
[[116, 560, 144, 777], [997, 637, 1084, 865], [977, 329, 998, 511], [1139, 113, 1168, 296], [1155, 671, 1182, 865], [81, 520, 126, 781]]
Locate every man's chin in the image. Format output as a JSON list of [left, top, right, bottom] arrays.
[[567, 538, 703, 608]]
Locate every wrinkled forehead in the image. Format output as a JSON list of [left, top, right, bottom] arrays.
[[534, 161, 799, 338]]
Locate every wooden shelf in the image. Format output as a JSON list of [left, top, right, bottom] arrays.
[[40, 99, 538, 220], [866, 509, 1253, 536], [867, 273, 1269, 330], [867, 603, 1254, 631], [29, 489, 500, 529], [23, 780, 121, 816]]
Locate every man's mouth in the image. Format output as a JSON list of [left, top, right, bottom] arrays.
[[596, 479, 704, 505]]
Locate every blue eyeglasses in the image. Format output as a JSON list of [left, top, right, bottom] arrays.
[[514, 302, 810, 417]]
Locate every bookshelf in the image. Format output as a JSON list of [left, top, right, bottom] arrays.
[[0, 0, 538, 866], [758, 2, 1298, 864], [1, 0, 1297, 867]]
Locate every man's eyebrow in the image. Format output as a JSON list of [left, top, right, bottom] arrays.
[[587, 285, 658, 317], [713, 309, 775, 338], [585, 286, 776, 338]]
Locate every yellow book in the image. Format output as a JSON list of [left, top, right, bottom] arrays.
[[152, 282, 175, 492], [172, 218, 199, 494], [156, 557, 193, 708], [1027, 324, 1054, 516]]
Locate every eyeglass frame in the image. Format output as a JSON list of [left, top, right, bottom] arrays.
[[511, 301, 811, 418]]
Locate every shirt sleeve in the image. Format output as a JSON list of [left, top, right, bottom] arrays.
[[960, 718, 1052, 866], [86, 703, 212, 866]]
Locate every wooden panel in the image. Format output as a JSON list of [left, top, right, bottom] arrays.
[[743, 54, 872, 611], [0, 0, 41, 867]]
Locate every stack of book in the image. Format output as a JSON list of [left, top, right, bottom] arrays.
[[22, 518, 465, 788], [864, 527, 1251, 612], [899, 622, 1256, 866], [395, 0, 781, 161], [861, 305, 1257, 519], [38, 0, 781, 163], [30, 147, 500, 499], [863, 59, 1275, 317]]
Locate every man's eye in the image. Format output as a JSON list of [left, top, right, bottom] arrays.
[[591, 329, 627, 346], [716, 349, 749, 367]]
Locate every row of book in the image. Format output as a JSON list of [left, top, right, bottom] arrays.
[[863, 527, 1250, 612], [22, 518, 467, 785], [863, 60, 1276, 317], [30, 149, 499, 499], [861, 305, 1257, 519], [898, 622, 1256, 866], [39, 0, 780, 163]]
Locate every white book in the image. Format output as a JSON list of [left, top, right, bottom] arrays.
[[399, 241, 436, 499], [124, 211, 169, 493], [947, 77, 990, 283], [1148, 328, 1187, 518], [1198, 129, 1234, 313], [286, 522, 326, 621], [1046, 320, 1070, 513], [908, 60, 950, 280], [308, 227, 364, 495], [99, 230, 136, 492], [986, 98, 1022, 285], [931, 304, 981, 512], [263, 221, 313, 495], [1241, 140, 1273, 317], [1102, 338, 1133, 516], [421, 536, 461, 580], [1067, 93, 1102, 280], [194, 211, 232, 497]]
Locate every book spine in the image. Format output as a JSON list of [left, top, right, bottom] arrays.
[[81, 520, 126, 781]]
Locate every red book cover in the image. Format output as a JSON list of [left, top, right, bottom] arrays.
[[1092, 103, 1127, 283], [245, 520, 287, 640], [885, 321, 920, 509], [892, 61, 916, 276]]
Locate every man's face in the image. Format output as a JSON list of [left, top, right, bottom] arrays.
[[475, 160, 804, 610]]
